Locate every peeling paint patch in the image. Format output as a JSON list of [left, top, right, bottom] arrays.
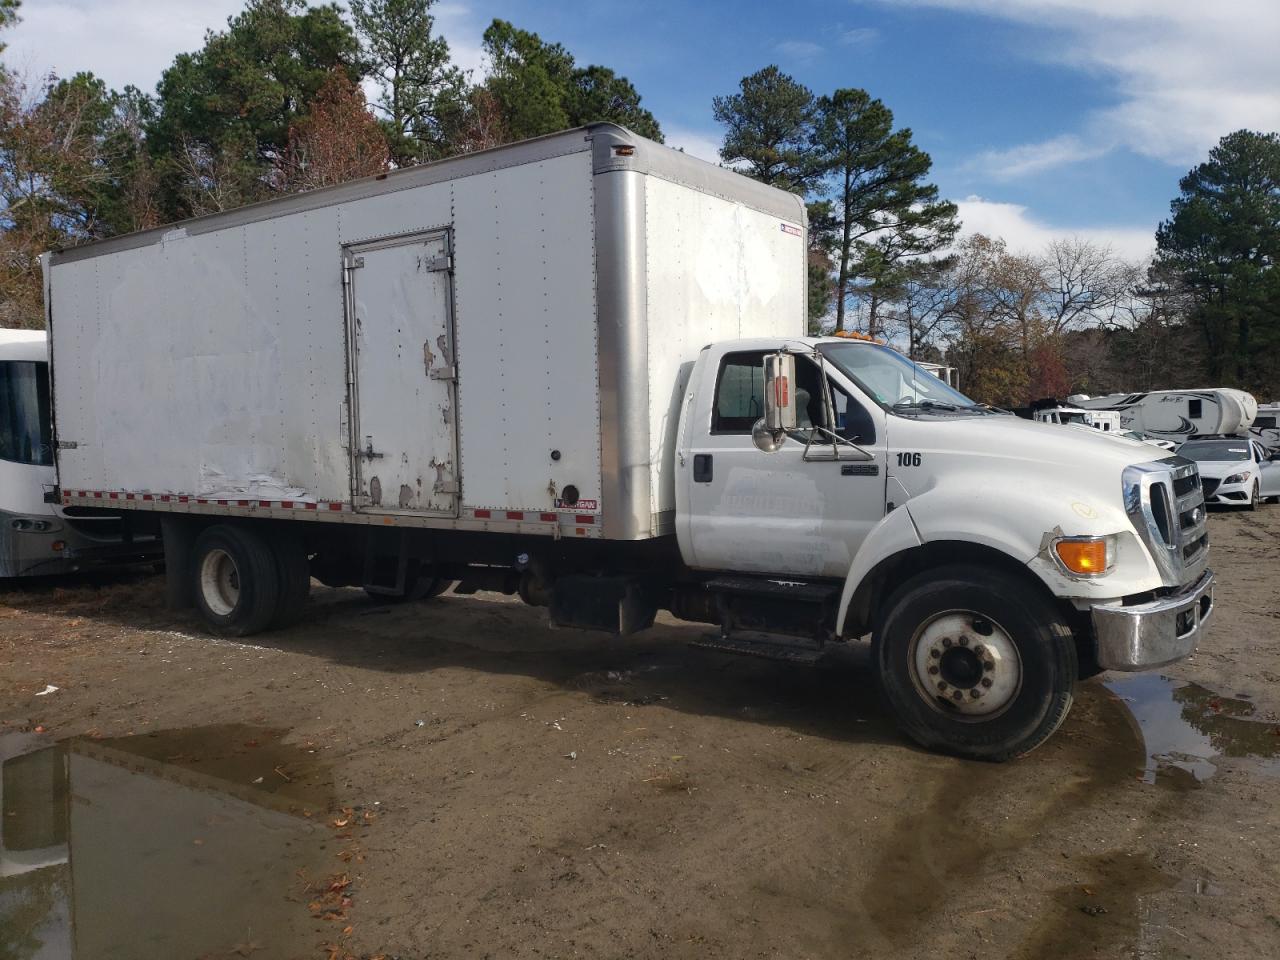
[[436, 334, 452, 366], [369, 476, 382, 507], [399, 484, 415, 508], [423, 340, 435, 376]]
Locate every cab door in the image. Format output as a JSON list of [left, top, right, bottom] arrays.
[[679, 348, 888, 579]]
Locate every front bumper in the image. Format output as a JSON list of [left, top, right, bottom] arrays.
[[1201, 477, 1251, 504], [1091, 569, 1214, 671]]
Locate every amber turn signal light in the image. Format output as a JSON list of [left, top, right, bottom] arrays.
[[1055, 538, 1107, 575]]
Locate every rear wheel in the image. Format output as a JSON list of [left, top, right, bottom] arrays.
[[872, 565, 1077, 761], [192, 525, 280, 636]]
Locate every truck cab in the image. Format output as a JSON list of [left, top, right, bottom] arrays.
[[675, 337, 1214, 759]]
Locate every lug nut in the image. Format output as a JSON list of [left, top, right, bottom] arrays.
[[952, 691, 964, 702], [981, 677, 993, 688], [984, 660, 995, 671], [973, 644, 985, 656], [930, 648, 941, 659], [928, 665, 939, 675], [937, 681, 948, 691], [970, 689, 981, 699], [959, 636, 969, 647], [942, 637, 953, 648]]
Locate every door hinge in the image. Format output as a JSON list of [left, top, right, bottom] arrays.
[[346, 255, 365, 269], [429, 364, 457, 382], [434, 480, 460, 495], [56, 440, 78, 450], [425, 254, 452, 273]]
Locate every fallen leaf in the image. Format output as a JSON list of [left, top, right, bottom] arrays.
[[341, 925, 353, 936]]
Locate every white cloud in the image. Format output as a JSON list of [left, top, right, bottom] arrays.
[[774, 40, 823, 62], [883, 0, 1280, 168], [3, 0, 245, 92], [969, 134, 1109, 179], [2, 0, 488, 94], [839, 27, 880, 47], [662, 124, 724, 164], [956, 195, 1155, 262]]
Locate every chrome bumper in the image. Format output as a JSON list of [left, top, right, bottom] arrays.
[[1091, 569, 1214, 671]]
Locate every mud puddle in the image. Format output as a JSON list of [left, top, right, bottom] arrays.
[[0, 724, 337, 959], [1104, 674, 1280, 784]]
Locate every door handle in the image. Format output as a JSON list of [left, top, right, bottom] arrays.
[[693, 454, 713, 483], [361, 436, 384, 460]]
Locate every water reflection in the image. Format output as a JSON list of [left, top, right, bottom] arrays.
[[1103, 674, 1280, 784], [0, 726, 333, 959]]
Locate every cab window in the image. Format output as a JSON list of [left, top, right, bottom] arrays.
[[712, 351, 876, 444]]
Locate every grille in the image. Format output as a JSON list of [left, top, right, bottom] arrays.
[[1127, 459, 1209, 586], [1171, 462, 1208, 571], [1200, 478, 1220, 499]]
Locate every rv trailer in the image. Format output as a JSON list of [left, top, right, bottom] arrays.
[[1067, 389, 1257, 441]]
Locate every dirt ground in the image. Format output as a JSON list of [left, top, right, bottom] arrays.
[[1, 508, 1279, 960]]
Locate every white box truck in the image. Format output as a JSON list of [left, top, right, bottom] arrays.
[[43, 124, 1215, 760]]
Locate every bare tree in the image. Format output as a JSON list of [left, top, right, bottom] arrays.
[[273, 70, 389, 193]]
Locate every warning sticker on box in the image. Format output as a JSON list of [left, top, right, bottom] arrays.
[[780, 223, 802, 237], [555, 498, 598, 511]]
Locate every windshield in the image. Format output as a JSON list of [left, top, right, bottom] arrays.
[[817, 341, 982, 415], [0, 360, 53, 466], [1178, 441, 1249, 463]]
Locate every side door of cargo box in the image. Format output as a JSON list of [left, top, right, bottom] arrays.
[[344, 231, 459, 515]]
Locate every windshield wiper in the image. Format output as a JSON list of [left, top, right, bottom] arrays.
[[893, 399, 960, 412]]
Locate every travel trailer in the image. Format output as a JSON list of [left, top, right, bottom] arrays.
[[1032, 406, 1122, 433], [1251, 403, 1280, 453], [1067, 389, 1257, 441]]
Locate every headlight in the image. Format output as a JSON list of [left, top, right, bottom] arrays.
[[1224, 472, 1249, 484], [1053, 535, 1114, 577]]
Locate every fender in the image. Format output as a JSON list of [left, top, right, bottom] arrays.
[[835, 503, 921, 636], [835, 483, 1164, 636]]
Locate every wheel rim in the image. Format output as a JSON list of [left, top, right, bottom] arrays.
[[910, 610, 1022, 719], [199, 547, 241, 617]]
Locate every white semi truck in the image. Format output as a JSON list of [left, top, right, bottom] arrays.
[[43, 124, 1214, 760]]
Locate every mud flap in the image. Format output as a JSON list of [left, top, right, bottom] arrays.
[[549, 576, 659, 636]]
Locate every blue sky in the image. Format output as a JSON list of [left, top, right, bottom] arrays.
[[8, 0, 1279, 261]]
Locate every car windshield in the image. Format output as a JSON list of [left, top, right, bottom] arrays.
[[817, 341, 987, 416], [1178, 441, 1249, 462]]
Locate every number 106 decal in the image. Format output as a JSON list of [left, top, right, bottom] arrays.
[[896, 452, 922, 467]]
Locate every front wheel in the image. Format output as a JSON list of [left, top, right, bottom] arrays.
[[872, 565, 1077, 761], [1247, 481, 1259, 511]]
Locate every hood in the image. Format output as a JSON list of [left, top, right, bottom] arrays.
[[1192, 458, 1253, 480], [907, 413, 1168, 473]]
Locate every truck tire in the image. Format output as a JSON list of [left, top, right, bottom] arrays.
[[269, 533, 311, 628], [871, 565, 1077, 761], [191, 525, 281, 636]]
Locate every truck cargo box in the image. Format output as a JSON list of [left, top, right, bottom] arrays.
[[46, 125, 805, 541]]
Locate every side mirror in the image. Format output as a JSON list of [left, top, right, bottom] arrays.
[[763, 353, 797, 430], [752, 353, 796, 453]]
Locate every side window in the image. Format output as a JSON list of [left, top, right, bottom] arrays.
[[1188, 398, 1203, 419], [712, 352, 767, 433], [831, 384, 876, 444]]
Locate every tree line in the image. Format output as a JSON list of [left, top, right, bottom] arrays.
[[1, 0, 1276, 403]]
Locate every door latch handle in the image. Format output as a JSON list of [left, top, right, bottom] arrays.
[[361, 437, 384, 460]]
